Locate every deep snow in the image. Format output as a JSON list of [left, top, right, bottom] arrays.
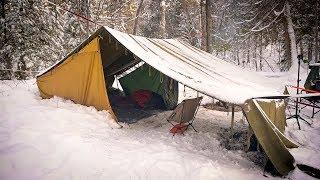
[[0, 80, 319, 180]]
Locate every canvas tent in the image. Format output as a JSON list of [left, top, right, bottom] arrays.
[[37, 27, 179, 120], [37, 26, 298, 176]]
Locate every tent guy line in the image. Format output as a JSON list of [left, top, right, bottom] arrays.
[[45, 0, 98, 25]]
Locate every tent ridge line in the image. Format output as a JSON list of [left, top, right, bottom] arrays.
[[161, 39, 248, 87], [132, 37, 164, 59], [165, 39, 214, 64], [147, 39, 230, 85], [175, 40, 261, 89], [177, 39, 215, 60], [127, 34, 150, 52], [152, 39, 221, 75]]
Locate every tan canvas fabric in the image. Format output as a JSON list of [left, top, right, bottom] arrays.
[[246, 100, 297, 149], [168, 97, 202, 123], [244, 99, 298, 175], [37, 38, 116, 121], [257, 100, 287, 133]]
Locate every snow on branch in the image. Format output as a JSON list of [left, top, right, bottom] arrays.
[[250, 3, 282, 31], [212, 34, 233, 42], [235, 3, 284, 38], [250, 12, 282, 32]]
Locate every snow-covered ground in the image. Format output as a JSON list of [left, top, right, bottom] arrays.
[[0, 79, 319, 180]]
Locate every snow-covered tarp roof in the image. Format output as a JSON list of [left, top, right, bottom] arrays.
[[38, 26, 283, 105], [105, 27, 282, 104]]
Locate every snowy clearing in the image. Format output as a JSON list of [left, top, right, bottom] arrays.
[[0, 80, 319, 180]]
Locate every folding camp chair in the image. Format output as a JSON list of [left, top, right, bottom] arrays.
[[167, 97, 203, 135]]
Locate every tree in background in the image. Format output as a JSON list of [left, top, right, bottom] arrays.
[[0, 0, 65, 79], [0, 0, 319, 79]]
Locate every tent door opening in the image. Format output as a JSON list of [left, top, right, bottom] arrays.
[[108, 87, 166, 124], [105, 61, 178, 123]]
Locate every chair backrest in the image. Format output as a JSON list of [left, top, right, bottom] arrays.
[[168, 97, 202, 124]]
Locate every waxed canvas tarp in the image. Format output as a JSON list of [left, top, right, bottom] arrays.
[[119, 64, 178, 109], [38, 26, 283, 105], [256, 100, 287, 133], [36, 38, 115, 120], [105, 27, 282, 105], [244, 99, 298, 175]]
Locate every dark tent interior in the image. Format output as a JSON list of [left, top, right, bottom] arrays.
[[98, 33, 179, 123]]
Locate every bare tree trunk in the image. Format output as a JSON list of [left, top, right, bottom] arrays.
[[236, 48, 240, 65], [200, 0, 207, 51], [0, 39, 12, 80], [299, 38, 303, 57], [315, 1, 319, 62], [182, 1, 197, 46], [133, 0, 144, 35], [308, 37, 313, 62], [159, 0, 167, 38], [3, 57, 12, 80], [200, 0, 213, 52], [315, 31, 319, 62], [1, 0, 5, 18], [205, 0, 213, 53], [278, 36, 282, 63], [282, 1, 298, 70], [0, 1, 12, 80], [86, 0, 89, 35], [246, 37, 250, 65], [259, 33, 263, 71], [15, 55, 27, 80], [282, 20, 290, 70], [282, 1, 298, 71], [281, 13, 292, 69], [75, 0, 90, 36], [253, 35, 258, 70]]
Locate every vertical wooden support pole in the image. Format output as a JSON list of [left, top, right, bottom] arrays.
[[231, 104, 235, 130]]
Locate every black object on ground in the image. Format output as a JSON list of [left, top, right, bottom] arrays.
[[297, 164, 320, 179]]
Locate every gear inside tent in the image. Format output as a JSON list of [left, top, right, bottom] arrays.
[[119, 63, 178, 109], [110, 63, 178, 123]]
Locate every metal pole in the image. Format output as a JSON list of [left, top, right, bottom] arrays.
[[295, 56, 302, 129]]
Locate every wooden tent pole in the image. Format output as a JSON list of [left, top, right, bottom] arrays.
[[231, 104, 235, 130]]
